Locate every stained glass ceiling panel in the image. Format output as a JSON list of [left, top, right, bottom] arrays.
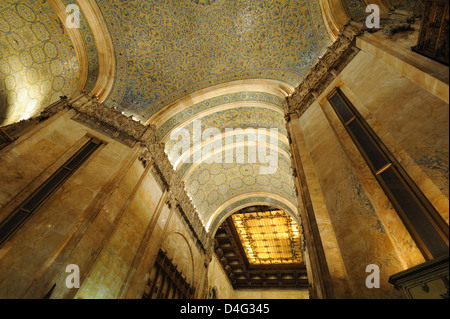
[[231, 210, 303, 265]]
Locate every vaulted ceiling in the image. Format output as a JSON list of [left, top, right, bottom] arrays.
[[0, 0, 423, 241], [96, 0, 332, 120], [102, 0, 334, 230], [0, 0, 79, 124]]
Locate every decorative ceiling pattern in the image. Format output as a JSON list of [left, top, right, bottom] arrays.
[[156, 91, 285, 141], [0, 0, 426, 241], [175, 136, 291, 179], [95, 0, 332, 121], [186, 152, 297, 223], [60, 0, 99, 93], [232, 210, 303, 265], [341, 0, 368, 21], [161, 97, 297, 225], [164, 106, 287, 157], [0, 0, 79, 125]]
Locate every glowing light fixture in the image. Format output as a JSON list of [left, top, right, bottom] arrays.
[[231, 210, 303, 265]]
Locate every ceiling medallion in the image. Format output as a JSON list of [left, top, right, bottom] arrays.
[[191, 0, 217, 5]]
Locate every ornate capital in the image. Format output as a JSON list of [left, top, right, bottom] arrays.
[[138, 149, 153, 168], [165, 190, 178, 209], [286, 23, 362, 117]]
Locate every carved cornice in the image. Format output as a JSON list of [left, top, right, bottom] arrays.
[[138, 149, 153, 169], [286, 22, 363, 118], [68, 92, 149, 147]]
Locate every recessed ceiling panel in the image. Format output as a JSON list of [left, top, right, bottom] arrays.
[[232, 210, 303, 265]]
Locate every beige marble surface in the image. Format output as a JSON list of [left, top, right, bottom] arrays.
[[298, 102, 405, 298]]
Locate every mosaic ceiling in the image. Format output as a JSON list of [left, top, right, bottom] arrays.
[[186, 154, 297, 224], [95, 0, 332, 121], [1, 0, 335, 233], [161, 93, 298, 227], [89, 0, 421, 228], [0, 0, 99, 126], [0, 0, 79, 125]]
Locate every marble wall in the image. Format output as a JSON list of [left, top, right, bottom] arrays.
[[298, 102, 406, 298], [290, 34, 449, 298], [0, 109, 209, 299]]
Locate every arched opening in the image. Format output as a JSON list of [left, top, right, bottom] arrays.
[[213, 205, 309, 292]]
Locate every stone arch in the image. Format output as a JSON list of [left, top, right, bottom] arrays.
[[70, 0, 116, 102], [319, 0, 351, 40], [160, 231, 195, 286], [47, 0, 89, 94], [207, 192, 300, 237], [147, 79, 295, 128]]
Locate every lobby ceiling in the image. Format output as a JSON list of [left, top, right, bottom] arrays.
[[0, 0, 334, 234], [95, 0, 332, 120], [214, 206, 307, 289], [231, 210, 303, 265], [0, 0, 426, 272], [0, 0, 80, 125]]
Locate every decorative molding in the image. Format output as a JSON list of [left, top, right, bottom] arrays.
[[378, 9, 418, 37], [285, 22, 363, 118], [150, 164, 169, 192], [389, 254, 449, 299], [165, 190, 178, 210], [412, 0, 449, 66], [68, 92, 149, 147], [75, 0, 116, 102], [138, 149, 153, 169], [318, 0, 351, 41]]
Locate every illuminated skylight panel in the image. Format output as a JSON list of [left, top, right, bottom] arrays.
[[232, 210, 303, 265]]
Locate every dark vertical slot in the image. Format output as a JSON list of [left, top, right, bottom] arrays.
[[327, 88, 448, 260], [0, 137, 102, 247], [378, 167, 449, 257]]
